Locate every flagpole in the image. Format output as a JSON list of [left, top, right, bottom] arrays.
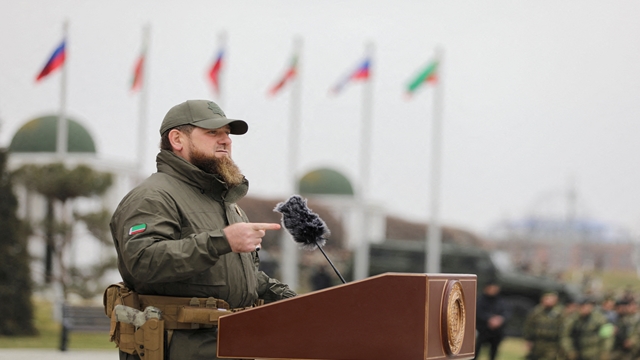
[[136, 24, 150, 183], [56, 20, 69, 158], [354, 42, 374, 280], [281, 37, 302, 290], [426, 46, 444, 274]]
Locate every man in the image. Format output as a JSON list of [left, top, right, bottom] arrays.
[[523, 291, 564, 360], [561, 298, 614, 360], [110, 100, 296, 359], [611, 299, 640, 360], [474, 280, 510, 360]]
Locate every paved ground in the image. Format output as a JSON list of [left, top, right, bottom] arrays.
[[0, 349, 119, 359]]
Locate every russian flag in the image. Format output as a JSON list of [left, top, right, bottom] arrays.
[[208, 49, 224, 95], [36, 40, 66, 82], [331, 58, 370, 94]]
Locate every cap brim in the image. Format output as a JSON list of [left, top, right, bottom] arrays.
[[192, 118, 248, 135]]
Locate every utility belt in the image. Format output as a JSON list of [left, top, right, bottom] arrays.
[[103, 282, 262, 360]]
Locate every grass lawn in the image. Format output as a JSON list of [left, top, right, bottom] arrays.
[[0, 299, 113, 350], [3, 299, 530, 358]]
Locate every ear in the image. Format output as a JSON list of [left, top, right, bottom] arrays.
[[168, 129, 185, 152]]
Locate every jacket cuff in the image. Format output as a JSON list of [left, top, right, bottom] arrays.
[[208, 231, 233, 256]]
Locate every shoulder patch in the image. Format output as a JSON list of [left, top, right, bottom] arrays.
[[129, 224, 147, 236]]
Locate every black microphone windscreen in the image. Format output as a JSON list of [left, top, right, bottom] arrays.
[[274, 195, 330, 250]]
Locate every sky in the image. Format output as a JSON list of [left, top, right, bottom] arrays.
[[1, 1, 639, 239]]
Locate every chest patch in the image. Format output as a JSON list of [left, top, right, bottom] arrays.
[[129, 223, 147, 236]]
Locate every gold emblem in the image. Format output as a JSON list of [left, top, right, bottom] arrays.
[[441, 280, 466, 355]]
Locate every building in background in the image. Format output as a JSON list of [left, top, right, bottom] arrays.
[[7, 114, 137, 294]]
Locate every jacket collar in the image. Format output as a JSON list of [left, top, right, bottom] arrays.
[[156, 150, 248, 203]]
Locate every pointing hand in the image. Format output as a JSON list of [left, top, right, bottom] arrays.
[[223, 223, 281, 253]]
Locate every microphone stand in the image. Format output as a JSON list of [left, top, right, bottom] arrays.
[[315, 240, 346, 284]]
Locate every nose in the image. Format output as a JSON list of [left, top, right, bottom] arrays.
[[219, 133, 231, 145]]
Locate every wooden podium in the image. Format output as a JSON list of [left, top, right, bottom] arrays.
[[218, 273, 476, 360]]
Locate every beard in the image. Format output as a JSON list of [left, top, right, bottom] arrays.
[[189, 145, 245, 187]]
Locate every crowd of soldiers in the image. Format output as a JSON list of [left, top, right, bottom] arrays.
[[523, 291, 640, 360]]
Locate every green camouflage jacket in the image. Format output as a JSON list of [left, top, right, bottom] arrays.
[[111, 150, 296, 308], [561, 310, 614, 360]]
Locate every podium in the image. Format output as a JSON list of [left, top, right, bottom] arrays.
[[218, 273, 476, 360]]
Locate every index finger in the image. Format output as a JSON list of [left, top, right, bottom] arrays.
[[251, 223, 281, 231]]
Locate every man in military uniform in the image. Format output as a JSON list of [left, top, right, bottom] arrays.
[[610, 299, 640, 360], [524, 291, 564, 360], [110, 100, 296, 359], [561, 298, 614, 360]]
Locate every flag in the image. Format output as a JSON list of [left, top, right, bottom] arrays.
[[406, 60, 438, 95], [35, 39, 66, 82], [331, 58, 370, 94], [268, 55, 298, 96], [208, 49, 224, 95], [130, 52, 145, 92]]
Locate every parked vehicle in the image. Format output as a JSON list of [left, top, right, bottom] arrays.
[[368, 239, 580, 336]]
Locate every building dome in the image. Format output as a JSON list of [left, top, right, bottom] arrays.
[[299, 168, 354, 196], [9, 115, 96, 153]]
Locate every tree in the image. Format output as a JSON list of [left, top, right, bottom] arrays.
[[0, 149, 37, 335], [13, 163, 114, 300]]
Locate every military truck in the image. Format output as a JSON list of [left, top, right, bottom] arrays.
[[368, 239, 580, 337]]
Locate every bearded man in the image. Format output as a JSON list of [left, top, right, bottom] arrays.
[[109, 100, 296, 360]]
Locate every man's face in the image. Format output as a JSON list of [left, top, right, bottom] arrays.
[[484, 284, 500, 296], [178, 125, 244, 186], [183, 125, 232, 162], [541, 294, 558, 308], [579, 303, 594, 316]]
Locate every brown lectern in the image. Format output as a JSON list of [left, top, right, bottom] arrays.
[[218, 273, 476, 360]]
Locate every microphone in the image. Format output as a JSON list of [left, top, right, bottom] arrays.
[[274, 195, 346, 284]]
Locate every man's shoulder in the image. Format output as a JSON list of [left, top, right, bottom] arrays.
[[116, 173, 180, 208]]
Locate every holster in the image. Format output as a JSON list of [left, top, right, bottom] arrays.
[[103, 282, 262, 357], [134, 317, 165, 360], [104, 282, 139, 355]]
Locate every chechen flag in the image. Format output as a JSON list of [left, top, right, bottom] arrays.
[[406, 60, 438, 96], [268, 55, 298, 96], [35, 39, 66, 82], [207, 49, 224, 95], [331, 57, 370, 94]]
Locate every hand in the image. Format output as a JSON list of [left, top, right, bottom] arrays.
[[223, 223, 281, 253], [488, 315, 504, 329]]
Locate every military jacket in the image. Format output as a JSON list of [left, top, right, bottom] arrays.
[[524, 304, 564, 342], [111, 150, 296, 309], [561, 310, 614, 360], [613, 313, 640, 354]]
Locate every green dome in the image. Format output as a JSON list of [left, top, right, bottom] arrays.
[[299, 168, 354, 196], [9, 115, 96, 153]]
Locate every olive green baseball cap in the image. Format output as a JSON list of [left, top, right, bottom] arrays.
[[159, 100, 248, 136]]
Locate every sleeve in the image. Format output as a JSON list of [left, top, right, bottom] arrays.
[[253, 252, 296, 303], [113, 191, 232, 284], [498, 297, 513, 321], [560, 315, 577, 357], [522, 307, 538, 341]]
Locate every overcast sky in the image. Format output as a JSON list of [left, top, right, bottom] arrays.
[[1, 1, 639, 238]]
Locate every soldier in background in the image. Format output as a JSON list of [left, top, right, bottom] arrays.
[[524, 291, 564, 360], [558, 298, 581, 360], [611, 299, 640, 360], [474, 280, 510, 360], [601, 297, 618, 324], [561, 298, 614, 360]]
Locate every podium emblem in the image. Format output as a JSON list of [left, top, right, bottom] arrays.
[[441, 279, 466, 355]]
